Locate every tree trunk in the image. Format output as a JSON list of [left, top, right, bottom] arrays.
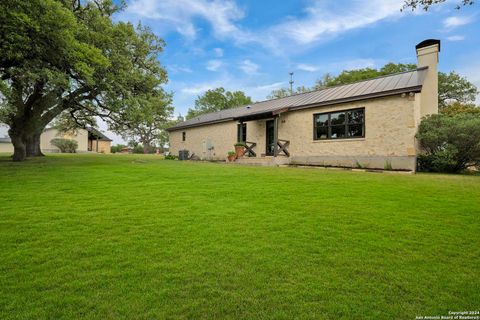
[[9, 119, 47, 161], [25, 131, 45, 157], [143, 143, 150, 154], [10, 133, 26, 162]]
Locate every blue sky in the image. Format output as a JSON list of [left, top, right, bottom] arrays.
[[1, 0, 478, 143], [117, 0, 480, 120]]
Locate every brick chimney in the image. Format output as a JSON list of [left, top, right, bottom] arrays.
[[416, 39, 440, 117]]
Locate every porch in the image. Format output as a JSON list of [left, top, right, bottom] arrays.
[[234, 109, 290, 160]]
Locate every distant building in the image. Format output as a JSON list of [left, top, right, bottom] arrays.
[[0, 127, 112, 154]]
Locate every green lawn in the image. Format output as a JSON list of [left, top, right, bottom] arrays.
[[0, 154, 479, 319]]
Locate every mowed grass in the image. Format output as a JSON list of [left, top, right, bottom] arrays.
[[0, 154, 479, 319]]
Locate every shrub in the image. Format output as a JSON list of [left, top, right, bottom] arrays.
[[416, 113, 480, 172], [50, 138, 78, 153], [111, 144, 126, 153], [131, 144, 157, 154], [132, 145, 144, 154], [384, 160, 393, 171], [227, 151, 236, 156], [164, 154, 177, 160]]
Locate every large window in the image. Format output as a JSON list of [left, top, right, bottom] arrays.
[[313, 108, 365, 140]]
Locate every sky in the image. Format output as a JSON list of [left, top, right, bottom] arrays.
[[1, 0, 479, 143]]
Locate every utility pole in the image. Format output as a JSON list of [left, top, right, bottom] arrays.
[[289, 72, 294, 95]]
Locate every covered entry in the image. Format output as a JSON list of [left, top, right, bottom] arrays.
[[234, 109, 290, 158]]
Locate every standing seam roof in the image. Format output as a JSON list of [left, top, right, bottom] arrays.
[[168, 67, 428, 131]]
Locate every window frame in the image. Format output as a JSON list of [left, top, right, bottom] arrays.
[[313, 107, 365, 140]]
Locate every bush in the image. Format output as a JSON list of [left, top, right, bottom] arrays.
[[132, 145, 144, 154], [50, 138, 78, 153], [131, 144, 157, 154], [164, 154, 177, 160], [416, 113, 480, 172], [111, 144, 126, 153], [227, 151, 236, 156]]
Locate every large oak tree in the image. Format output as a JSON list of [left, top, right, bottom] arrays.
[[0, 0, 168, 161]]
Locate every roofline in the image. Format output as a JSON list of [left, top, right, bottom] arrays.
[[253, 66, 427, 103], [168, 67, 428, 131], [167, 85, 422, 131]]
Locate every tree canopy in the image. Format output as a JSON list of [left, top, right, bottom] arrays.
[[186, 88, 252, 119], [0, 0, 169, 161], [111, 91, 174, 153], [438, 71, 478, 109], [314, 63, 418, 89]]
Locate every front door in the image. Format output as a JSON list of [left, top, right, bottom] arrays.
[[265, 120, 275, 156]]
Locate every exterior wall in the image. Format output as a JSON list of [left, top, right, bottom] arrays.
[[40, 128, 89, 153], [169, 94, 419, 170], [279, 95, 418, 170], [170, 121, 238, 160], [89, 140, 111, 153], [0, 143, 14, 153]]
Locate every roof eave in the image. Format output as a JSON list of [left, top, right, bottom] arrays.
[[166, 86, 422, 131], [166, 117, 235, 132], [289, 86, 422, 112]]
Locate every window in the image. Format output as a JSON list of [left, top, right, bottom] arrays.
[[237, 123, 247, 142], [182, 131, 186, 141], [313, 108, 364, 140]]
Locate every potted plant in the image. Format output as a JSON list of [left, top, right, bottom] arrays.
[[227, 150, 237, 162], [234, 142, 246, 158]]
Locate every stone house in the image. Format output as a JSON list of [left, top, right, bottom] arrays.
[[167, 40, 441, 171]]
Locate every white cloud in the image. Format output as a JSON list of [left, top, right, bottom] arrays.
[[239, 59, 259, 74], [206, 59, 223, 71], [443, 16, 474, 29], [120, 0, 406, 52], [120, 0, 255, 43], [332, 58, 377, 71], [168, 65, 193, 74], [297, 64, 320, 72], [270, 0, 401, 45], [181, 83, 216, 95], [446, 35, 465, 41], [254, 82, 285, 91], [213, 48, 224, 57], [296, 59, 376, 74]]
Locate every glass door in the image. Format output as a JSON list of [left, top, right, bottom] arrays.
[[265, 120, 275, 156]]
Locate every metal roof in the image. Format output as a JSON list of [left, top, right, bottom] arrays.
[[168, 67, 428, 131]]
